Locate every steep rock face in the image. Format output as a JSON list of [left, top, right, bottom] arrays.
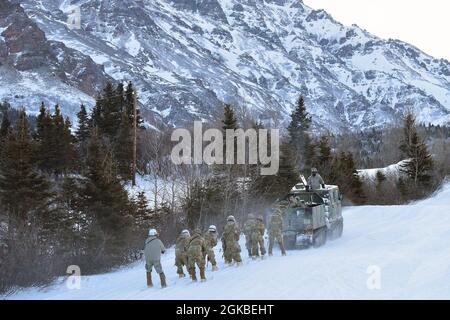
[[0, 0, 111, 119], [5, 0, 450, 131]]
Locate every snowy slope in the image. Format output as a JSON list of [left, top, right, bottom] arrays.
[[357, 160, 407, 180], [0, 1, 112, 119], [10, 0, 450, 131], [5, 182, 450, 300]]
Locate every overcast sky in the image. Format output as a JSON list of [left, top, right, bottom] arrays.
[[303, 0, 450, 60]]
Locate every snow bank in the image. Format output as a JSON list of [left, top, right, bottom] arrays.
[[358, 160, 407, 180], [4, 183, 450, 300]]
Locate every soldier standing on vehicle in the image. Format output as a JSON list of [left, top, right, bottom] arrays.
[[175, 229, 190, 278], [144, 229, 167, 288], [307, 167, 325, 190], [187, 228, 207, 282], [268, 210, 286, 256], [203, 225, 219, 271], [243, 213, 256, 257], [251, 215, 266, 259], [221, 215, 243, 266]]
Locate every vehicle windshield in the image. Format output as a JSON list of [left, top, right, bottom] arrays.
[[285, 207, 306, 217], [288, 193, 324, 205]]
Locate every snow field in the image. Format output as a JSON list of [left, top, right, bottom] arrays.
[[5, 183, 450, 300]]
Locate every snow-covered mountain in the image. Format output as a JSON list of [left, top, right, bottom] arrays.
[[0, 0, 113, 120], [2, 0, 450, 131], [6, 182, 450, 299]]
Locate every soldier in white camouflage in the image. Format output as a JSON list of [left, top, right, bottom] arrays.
[[307, 167, 325, 190], [243, 213, 256, 257], [187, 228, 207, 282], [144, 229, 167, 288], [268, 209, 286, 256], [221, 215, 242, 266], [203, 225, 218, 271], [251, 215, 266, 259], [174, 229, 190, 278]]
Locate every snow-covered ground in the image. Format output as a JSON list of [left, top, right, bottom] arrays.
[[357, 160, 407, 180], [4, 183, 450, 300]]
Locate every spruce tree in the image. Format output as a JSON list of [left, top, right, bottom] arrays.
[[114, 111, 133, 181], [399, 112, 434, 192], [76, 104, 90, 143], [52, 105, 76, 175], [82, 128, 134, 266], [331, 152, 365, 204], [222, 104, 238, 131], [251, 141, 298, 203], [133, 191, 150, 226], [288, 95, 313, 170], [35, 103, 54, 173], [400, 131, 434, 188], [90, 96, 103, 129], [304, 136, 316, 169], [277, 141, 300, 191], [124, 81, 143, 127], [125, 82, 134, 121], [398, 177, 408, 202], [62, 116, 77, 172], [215, 104, 241, 217], [35, 105, 76, 175], [399, 112, 416, 155], [375, 170, 386, 194], [36, 102, 49, 139], [317, 135, 333, 180], [0, 110, 52, 230], [0, 111, 56, 286], [0, 101, 11, 140], [101, 82, 122, 140], [115, 82, 125, 112]]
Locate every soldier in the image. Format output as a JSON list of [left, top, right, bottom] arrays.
[[251, 215, 266, 259], [203, 225, 218, 271], [144, 229, 167, 288], [268, 210, 286, 256], [175, 229, 190, 278], [243, 213, 256, 257], [187, 228, 207, 282], [221, 215, 243, 266], [307, 167, 325, 190]]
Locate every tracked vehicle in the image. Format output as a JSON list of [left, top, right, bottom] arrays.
[[274, 179, 344, 249]]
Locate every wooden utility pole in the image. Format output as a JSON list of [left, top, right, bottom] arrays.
[[132, 89, 137, 187]]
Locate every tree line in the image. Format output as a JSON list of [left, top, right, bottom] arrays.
[[0, 82, 160, 293]]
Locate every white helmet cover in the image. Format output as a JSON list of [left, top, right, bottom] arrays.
[[181, 229, 191, 237]]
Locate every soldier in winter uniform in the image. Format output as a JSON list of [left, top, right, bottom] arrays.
[[175, 229, 190, 278], [251, 215, 266, 259], [144, 229, 167, 288], [268, 210, 286, 256], [307, 167, 325, 190], [243, 213, 256, 257], [187, 228, 207, 282], [221, 215, 242, 266], [203, 225, 219, 271]]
